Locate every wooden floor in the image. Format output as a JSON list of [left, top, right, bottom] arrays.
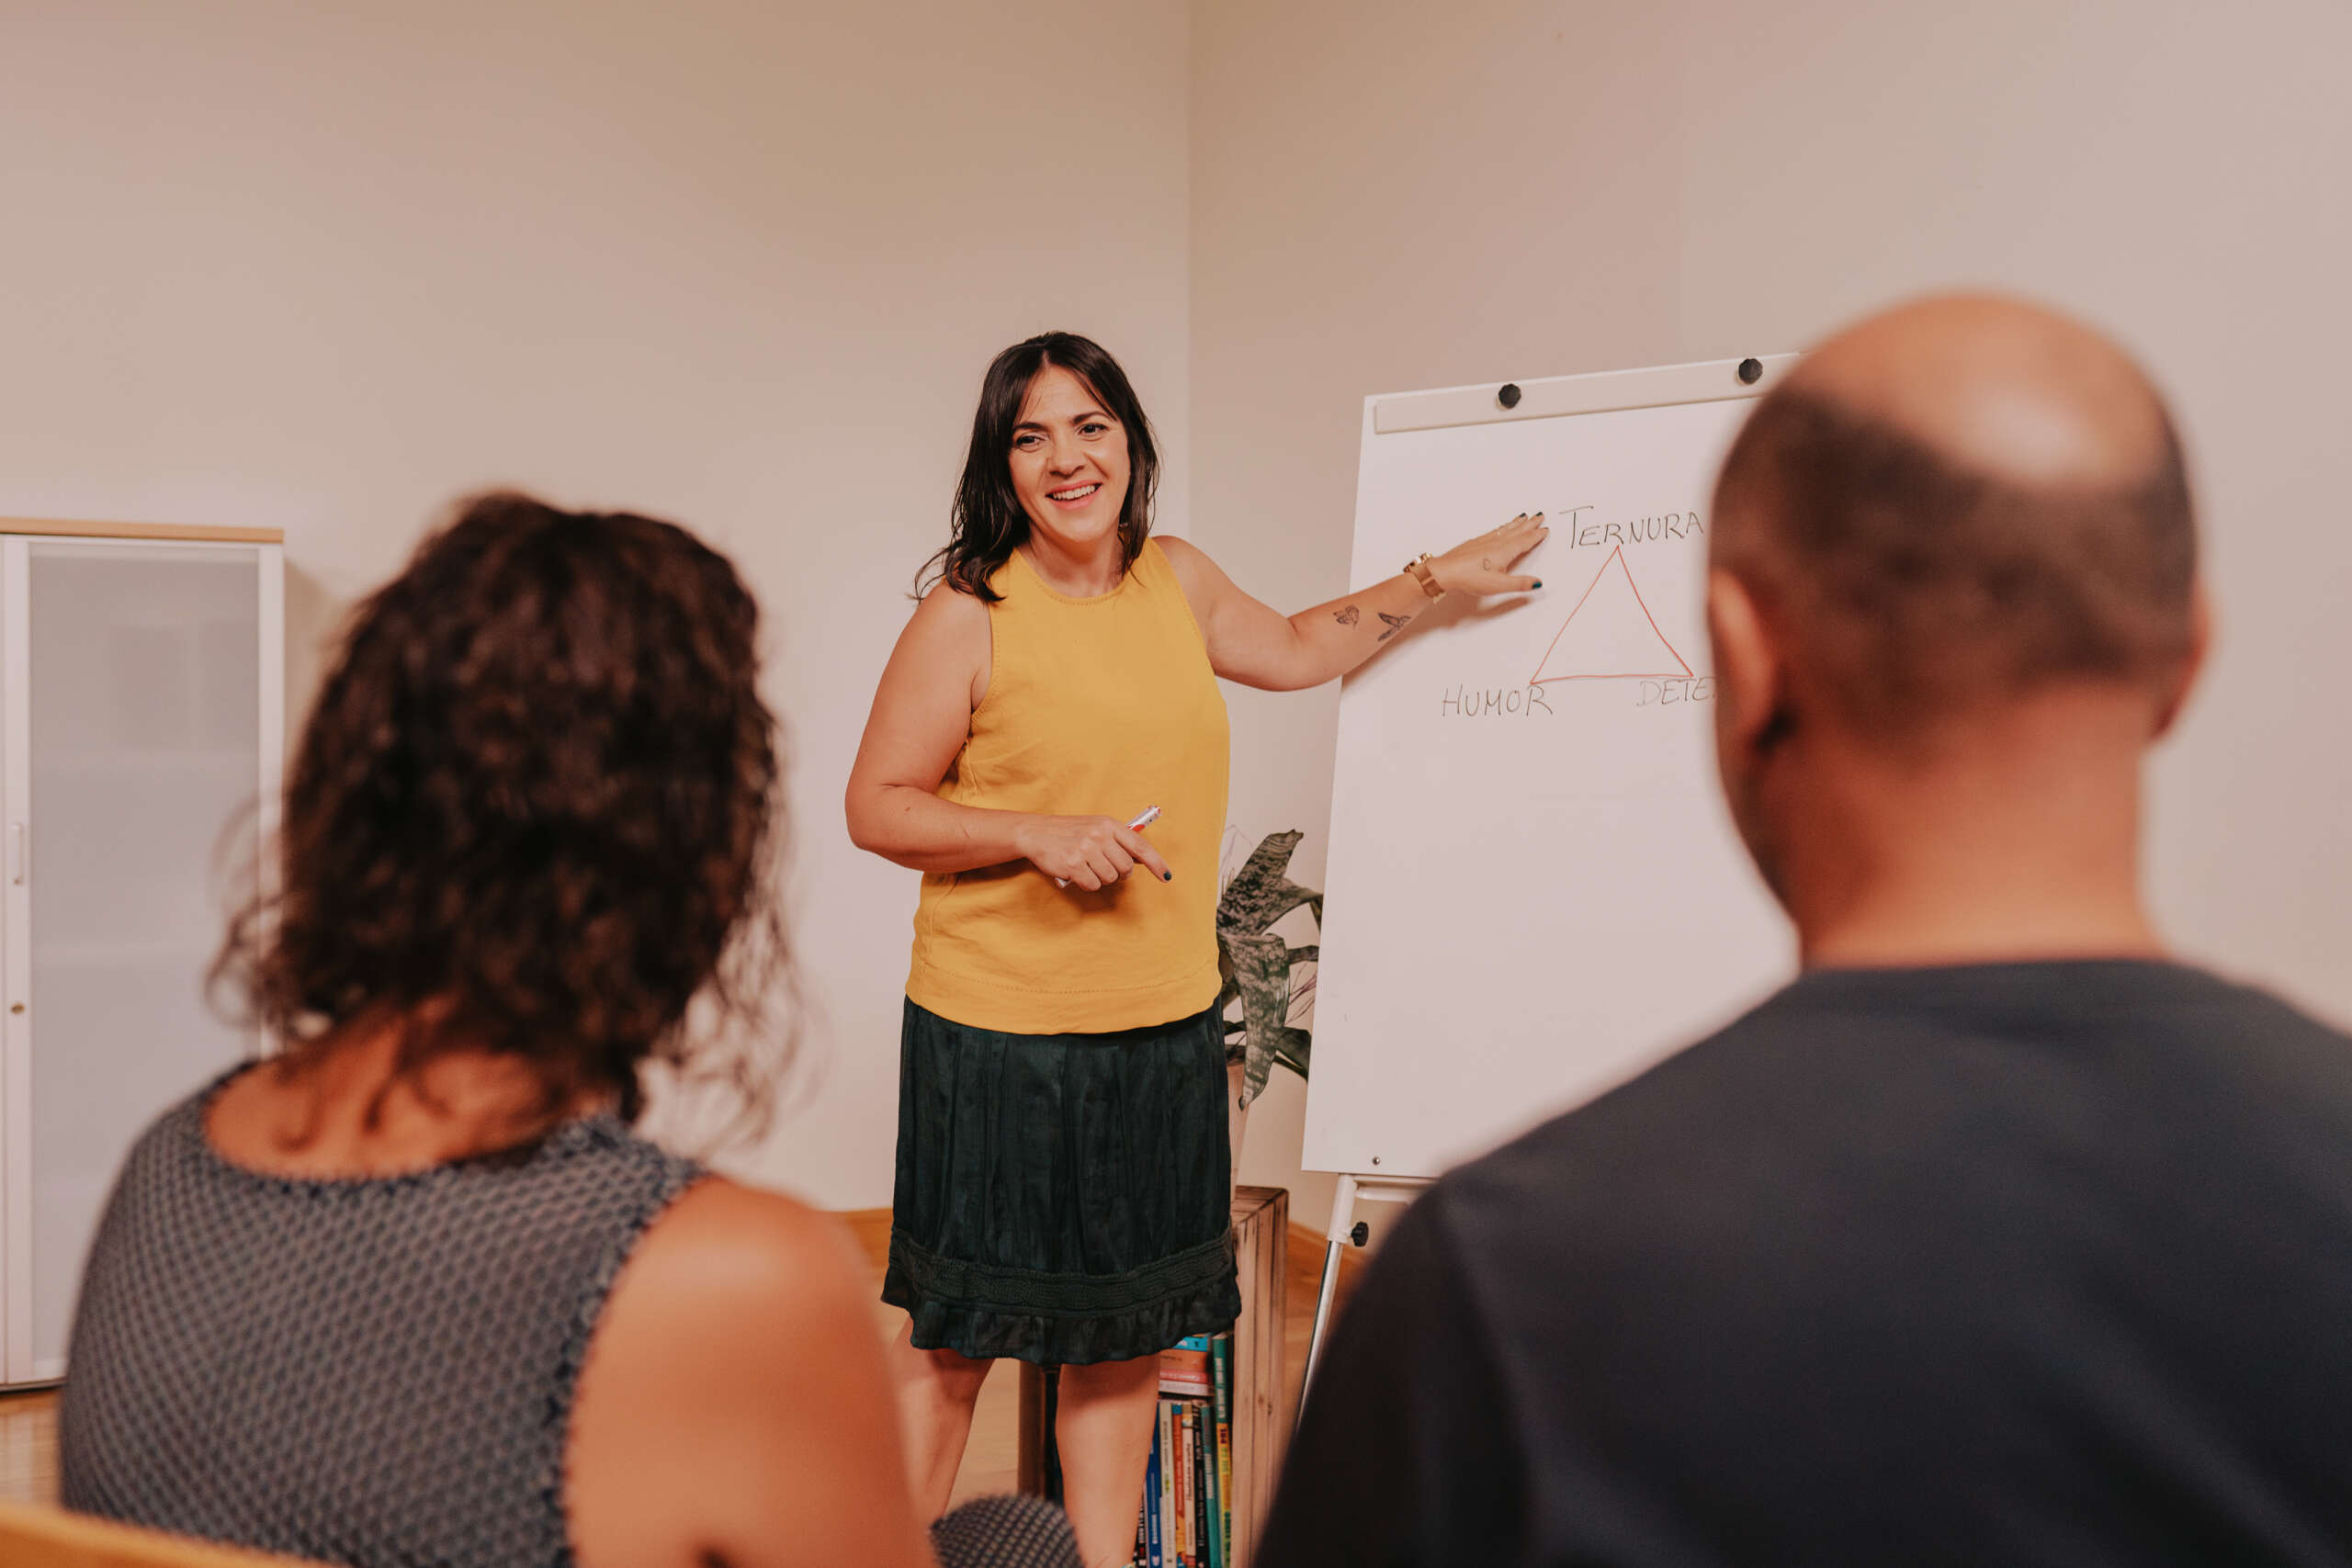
[[0, 1210, 1355, 1512], [0, 1385, 54, 1508]]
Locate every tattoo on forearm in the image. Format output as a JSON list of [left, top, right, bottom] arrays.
[[1333, 604, 1360, 626], [1376, 611, 1411, 642]]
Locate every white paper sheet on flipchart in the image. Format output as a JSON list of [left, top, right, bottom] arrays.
[[1304, 371, 1797, 1181]]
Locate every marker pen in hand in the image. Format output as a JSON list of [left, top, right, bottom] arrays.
[[1056, 806, 1162, 889]]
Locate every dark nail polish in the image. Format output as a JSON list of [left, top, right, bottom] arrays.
[[1162, 872, 1173, 882], [1533, 580, 1544, 589]]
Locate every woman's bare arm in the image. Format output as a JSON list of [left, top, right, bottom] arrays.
[[1159, 514, 1547, 693], [567, 1181, 933, 1568], [844, 585, 1170, 888], [843, 584, 1021, 874]]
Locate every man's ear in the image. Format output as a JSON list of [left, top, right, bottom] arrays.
[[2153, 579, 2212, 740], [1707, 570, 1786, 756]]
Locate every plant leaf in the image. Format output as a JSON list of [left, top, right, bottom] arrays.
[[1216, 829, 1323, 938], [1215, 829, 1327, 1108]]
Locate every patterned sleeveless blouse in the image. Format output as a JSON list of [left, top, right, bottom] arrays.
[[59, 1067, 704, 1568]]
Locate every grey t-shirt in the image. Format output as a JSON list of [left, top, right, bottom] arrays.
[[1264, 961, 2352, 1566]]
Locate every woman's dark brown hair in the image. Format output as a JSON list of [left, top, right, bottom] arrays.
[[918, 331, 1161, 601], [215, 491, 788, 1127]]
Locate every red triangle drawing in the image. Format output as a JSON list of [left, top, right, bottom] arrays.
[[1528, 545, 1694, 684]]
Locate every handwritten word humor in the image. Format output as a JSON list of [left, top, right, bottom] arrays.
[[1441, 684, 1555, 719]]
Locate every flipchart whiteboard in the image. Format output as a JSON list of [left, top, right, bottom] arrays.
[[1304, 356, 1801, 1181]]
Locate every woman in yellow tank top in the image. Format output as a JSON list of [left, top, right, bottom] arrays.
[[846, 333, 1545, 1563]]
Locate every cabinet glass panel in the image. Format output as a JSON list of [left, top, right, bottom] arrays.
[[29, 543, 260, 1370]]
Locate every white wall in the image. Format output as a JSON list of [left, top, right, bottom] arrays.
[[0, 0, 1193, 1207], [7, 0, 2346, 1226], [1193, 0, 2352, 1227]]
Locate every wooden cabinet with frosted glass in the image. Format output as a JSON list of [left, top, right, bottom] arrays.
[[0, 520, 284, 1386]]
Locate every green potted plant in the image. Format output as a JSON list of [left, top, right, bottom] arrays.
[[1215, 829, 1322, 1140]]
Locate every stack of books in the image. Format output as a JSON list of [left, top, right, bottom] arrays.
[[1024, 1190, 1284, 1564], [1136, 1332, 1233, 1568]]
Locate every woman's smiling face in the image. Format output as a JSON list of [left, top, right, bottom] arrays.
[[1009, 363, 1131, 556]]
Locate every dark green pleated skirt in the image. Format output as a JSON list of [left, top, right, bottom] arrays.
[[884, 998, 1241, 1366]]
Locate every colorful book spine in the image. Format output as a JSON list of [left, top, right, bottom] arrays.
[[1175, 1399, 1194, 1563], [1211, 1334, 1233, 1564], [1146, 1412, 1165, 1568], [1160, 1339, 1214, 1398], [1190, 1402, 1211, 1568], [1201, 1393, 1224, 1568], [1136, 1416, 1150, 1568], [1159, 1400, 1177, 1567]]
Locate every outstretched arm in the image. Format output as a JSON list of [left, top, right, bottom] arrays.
[[1160, 513, 1548, 693]]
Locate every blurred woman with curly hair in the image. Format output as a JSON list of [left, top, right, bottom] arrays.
[[56, 494, 958, 1568]]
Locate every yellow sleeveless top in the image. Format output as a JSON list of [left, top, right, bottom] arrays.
[[907, 539, 1229, 1034]]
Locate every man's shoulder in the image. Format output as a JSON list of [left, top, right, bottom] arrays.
[[1427, 958, 2352, 1266], [1445, 983, 1808, 1179], [2134, 960, 2352, 1054], [1419, 995, 1801, 1275]]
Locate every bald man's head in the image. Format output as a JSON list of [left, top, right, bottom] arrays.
[[1712, 296, 2197, 737]]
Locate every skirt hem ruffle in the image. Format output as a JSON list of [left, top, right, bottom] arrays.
[[885, 1229, 1240, 1366]]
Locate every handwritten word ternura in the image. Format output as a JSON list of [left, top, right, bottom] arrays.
[[1553, 503, 1705, 550]]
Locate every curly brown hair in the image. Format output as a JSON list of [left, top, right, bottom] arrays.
[[214, 491, 789, 1129]]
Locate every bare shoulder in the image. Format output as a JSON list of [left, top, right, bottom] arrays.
[[910, 576, 991, 640], [1152, 535, 1236, 621], [898, 579, 991, 704], [1154, 533, 1214, 582], [568, 1178, 923, 1568], [618, 1177, 868, 1322], [572, 1178, 878, 1449]]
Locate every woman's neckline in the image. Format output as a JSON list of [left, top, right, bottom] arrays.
[[193, 1061, 619, 1191], [1012, 541, 1136, 604]]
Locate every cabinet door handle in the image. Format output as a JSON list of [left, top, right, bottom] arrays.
[[8, 821, 22, 886]]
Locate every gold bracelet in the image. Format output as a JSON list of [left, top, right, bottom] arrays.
[[1403, 555, 1445, 599]]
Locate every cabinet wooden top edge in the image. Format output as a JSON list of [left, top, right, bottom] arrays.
[[0, 517, 285, 545]]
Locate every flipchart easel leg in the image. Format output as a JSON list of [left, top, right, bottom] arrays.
[[1300, 1173, 1357, 1424], [1298, 1172, 1432, 1432]]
